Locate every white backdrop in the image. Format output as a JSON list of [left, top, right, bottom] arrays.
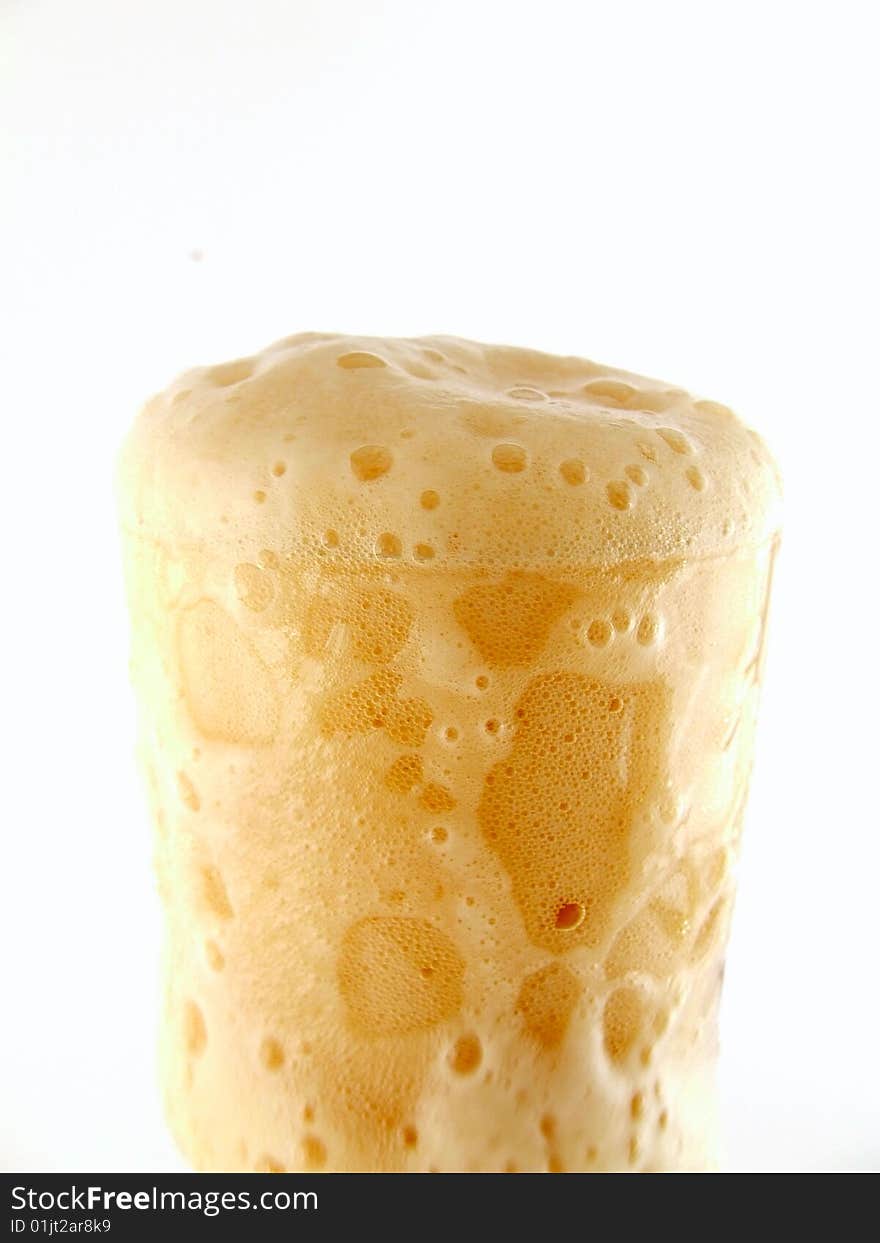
[[2, 0, 878, 1173]]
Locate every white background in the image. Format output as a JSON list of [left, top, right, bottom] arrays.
[[2, 0, 878, 1173]]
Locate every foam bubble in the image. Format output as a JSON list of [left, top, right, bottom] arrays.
[[376, 532, 402, 559], [492, 443, 528, 473], [606, 481, 634, 511], [625, 465, 648, 487], [184, 1000, 207, 1056], [449, 1033, 483, 1074], [657, 428, 690, 455], [302, 1135, 328, 1168], [259, 1037, 285, 1071], [350, 445, 393, 481], [337, 351, 388, 370], [200, 865, 234, 921], [560, 458, 587, 486]]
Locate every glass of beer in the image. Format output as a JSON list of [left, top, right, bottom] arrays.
[[118, 334, 780, 1172]]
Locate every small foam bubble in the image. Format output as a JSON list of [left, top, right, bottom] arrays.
[[560, 458, 587, 486], [626, 390, 678, 413], [260, 1037, 285, 1071], [176, 770, 200, 811], [184, 1000, 207, 1056], [375, 532, 402, 559], [491, 443, 528, 473], [636, 614, 659, 646], [606, 480, 633, 511], [350, 445, 393, 482], [555, 901, 585, 930], [508, 386, 546, 400], [583, 379, 637, 406], [337, 351, 388, 370], [449, 1033, 483, 1074], [586, 619, 612, 648], [302, 1135, 328, 1168], [625, 465, 648, 486], [657, 428, 691, 455], [200, 865, 234, 921]]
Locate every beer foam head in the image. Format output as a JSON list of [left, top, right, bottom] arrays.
[[120, 331, 777, 1171], [118, 333, 781, 567]]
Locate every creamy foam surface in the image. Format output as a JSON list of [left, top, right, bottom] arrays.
[[119, 333, 780, 570], [119, 333, 780, 1172]]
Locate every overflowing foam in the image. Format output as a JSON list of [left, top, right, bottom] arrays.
[[119, 333, 781, 572], [119, 333, 780, 1172]]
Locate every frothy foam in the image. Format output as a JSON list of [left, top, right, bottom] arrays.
[[119, 333, 780, 571], [119, 333, 780, 1172]]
